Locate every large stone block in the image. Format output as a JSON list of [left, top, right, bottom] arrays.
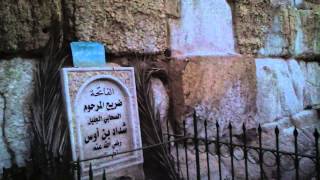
[[0, 58, 35, 170], [169, 0, 236, 58], [255, 58, 320, 124], [0, 0, 62, 53], [233, 0, 274, 55], [299, 61, 320, 106], [234, 0, 320, 58], [169, 56, 257, 136], [259, 8, 320, 58], [69, 0, 168, 54]]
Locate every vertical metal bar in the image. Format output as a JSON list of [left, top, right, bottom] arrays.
[[167, 119, 171, 153], [204, 120, 211, 180], [102, 169, 106, 180], [72, 162, 75, 180], [77, 158, 81, 180], [229, 123, 234, 180], [193, 110, 201, 180], [183, 120, 190, 180], [275, 126, 280, 180], [216, 121, 222, 180], [2, 167, 6, 180], [258, 124, 264, 180], [294, 127, 299, 180], [89, 163, 93, 180], [174, 116, 180, 179], [314, 129, 319, 180], [175, 132, 180, 178], [243, 124, 249, 180]]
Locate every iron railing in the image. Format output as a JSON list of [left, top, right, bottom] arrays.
[[69, 110, 319, 180], [2, 111, 320, 180]]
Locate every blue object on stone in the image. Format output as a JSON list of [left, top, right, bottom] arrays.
[[70, 42, 106, 67]]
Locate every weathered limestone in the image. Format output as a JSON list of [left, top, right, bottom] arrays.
[[234, 0, 320, 58], [270, 0, 304, 7], [169, 56, 257, 136], [150, 78, 170, 131], [67, 0, 168, 54], [0, 0, 62, 52], [174, 147, 231, 179], [255, 58, 320, 124], [169, 0, 236, 58], [259, 8, 320, 57], [233, 0, 274, 55], [299, 61, 320, 106], [291, 110, 319, 128], [170, 57, 319, 180], [0, 58, 36, 169]]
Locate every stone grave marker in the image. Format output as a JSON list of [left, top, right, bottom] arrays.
[[61, 67, 143, 179]]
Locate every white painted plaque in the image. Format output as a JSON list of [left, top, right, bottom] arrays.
[[61, 67, 143, 178]]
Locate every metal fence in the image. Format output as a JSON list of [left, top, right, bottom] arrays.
[[2, 111, 320, 180]]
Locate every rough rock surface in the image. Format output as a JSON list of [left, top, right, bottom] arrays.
[[234, 0, 320, 57], [169, 57, 320, 179], [255, 58, 320, 124], [173, 146, 231, 179], [233, 0, 273, 55], [299, 61, 320, 106], [67, 0, 168, 54], [169, 56, 257, 136], [0, 0, 62, 53], [259, 8, 320, 57], [170, 0, 236, 58], [150, 78, 170, 132], [0, 58, 35, 169]]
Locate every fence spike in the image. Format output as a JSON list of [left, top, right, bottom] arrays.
[[275, 126, 280, 180], [258, 123, 264, 180], [258, 124, 262, 133], [2, 167, 6, 179], [314, 128, 319, 180], [77, 157, 81, 180], [216, 119, 222, 180], [175, 129, 180, 178], [275, 126, 279, 135], [242, 123, 249, 180], [89, 163, 93, 180], [193, 109, 201, 180], [242, 123, 246, 133], [294, 127, 299, 180], [204, 119, 211, 180], [314, 129, 319, 139], [102, 169, 106, 180], [183, 120, 186, 130], [294, 127, 298, 136], [183, 119, 190, 180], [229, 122, 234, 180], [167, 119, 171, 153]]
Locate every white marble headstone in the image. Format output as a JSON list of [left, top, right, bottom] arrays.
[[61, 67, 143, 179]]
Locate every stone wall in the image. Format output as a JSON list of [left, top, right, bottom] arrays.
[[0, 0, 319, 178], [0, 58, 35, 169], [233, 0, 320, 57]]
